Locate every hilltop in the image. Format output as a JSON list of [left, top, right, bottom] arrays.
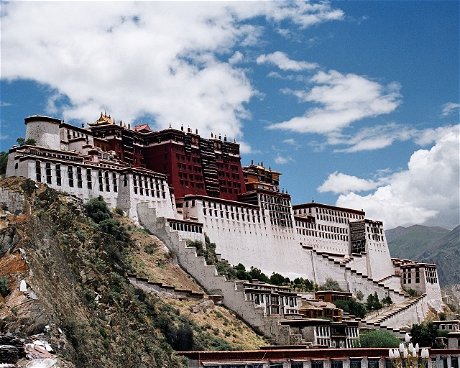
[[0, 177, 266, 367]]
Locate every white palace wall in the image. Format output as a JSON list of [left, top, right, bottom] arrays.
[[6, 148, 175, 222], [182, 197, 316, 280]]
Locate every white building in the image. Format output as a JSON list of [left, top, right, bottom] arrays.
[[5, 114, 443, 324]]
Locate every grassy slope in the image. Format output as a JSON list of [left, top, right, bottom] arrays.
[[0, 178, 266, 368]]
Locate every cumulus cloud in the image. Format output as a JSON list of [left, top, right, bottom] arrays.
[[441, 102, 460, 117], [1, 1, 343, 140], [268, 70, 401, 134], [318, 172, 381, 194], [328, 126, 460, 229], [256, 51, 318, 71]]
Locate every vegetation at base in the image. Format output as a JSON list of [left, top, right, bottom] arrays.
[[16, 137, 37, 146], [359, 330, 400, 348], [366, 292, 383, 311], [410, 322, 447, 348], [318, 278, 342, 291], [334, 298, 367, 318], [0, 276, 10, 297], [404, 287, 418, 297], [0, 152, 8, 175], [188, 236, 395, 318], [188, 236, 317, 291]]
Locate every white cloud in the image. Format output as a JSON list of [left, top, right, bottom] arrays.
[[229, 51, 244, 65], [331, 126, 460, 229], [441, 102, 460, 117], [318, 172, 381, 194], [256, 51, 318, 71], [283, 138, 298, 146], [414, 124, 459, 146], [0, 101, 12, 107], [268, 70, 401, 134], [1, 2, 343, 140], [239, 141, 253, 155], [329, 123, 416, 153], [274, 154, 293, 165]]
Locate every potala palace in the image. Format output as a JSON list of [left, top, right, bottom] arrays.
[[5, 114, 444, 345]]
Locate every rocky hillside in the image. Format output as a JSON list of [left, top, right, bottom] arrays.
[[0, 177, 266, 367], [386, 225, 460, 286]]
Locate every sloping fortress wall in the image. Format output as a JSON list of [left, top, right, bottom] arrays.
[[5, 114, 443, 323]]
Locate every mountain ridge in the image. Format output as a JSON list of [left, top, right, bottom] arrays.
[[386, 224, 460, 286]]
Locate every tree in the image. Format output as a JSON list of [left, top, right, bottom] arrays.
[[366, 292, 383, 311], [270, 272, 290, 286], [382, 295, 393, 306], [355, 290, 364, 301], [360, 330, 400, 348], [411, 322, 437, 347], [335, 298, 367, 319], [292, 277, 315, 292], [84, 196, 112, 223], [0, 152, 8, 175], [319, 278, 342, 291], [248, 267, 269, 283], [0, 277, 10, 297], [234, 263, 250, 280], [16, 137, 36, 146]]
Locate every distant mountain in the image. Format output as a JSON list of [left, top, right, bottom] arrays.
[[385, 225, 460, 286]]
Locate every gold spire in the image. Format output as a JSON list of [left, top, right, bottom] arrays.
[[89, 112, 114, 126]]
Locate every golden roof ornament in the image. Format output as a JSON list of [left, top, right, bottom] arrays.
[[89, 112, 114, 126]]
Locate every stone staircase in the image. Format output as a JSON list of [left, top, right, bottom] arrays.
[[136, 203, 428, 344], [137, 203, 304, 345], [362, 293, 427, 330], [127, 274, 215, 301], [311, 249, 408, 301]]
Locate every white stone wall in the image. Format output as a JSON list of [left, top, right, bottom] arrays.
[[137, 204, 287, 343], [183, 197, 308, 279], [345, 255, 369, 276], [7, 154, 174, 222], [26, 120, 61, 150], [366, 239, 393, 281], [380, 295, 428, 329]]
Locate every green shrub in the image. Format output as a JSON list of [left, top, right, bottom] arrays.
[[144, 244, 155, 255], [366, 292, 383, 311], [98, 218, 129, 241], [0, 152, 8, 175], [319, 278, 342, 291], [0, 277, 10, 297], [84, 196, 112, 223], [360, 330, 400, 348], [334, 298, 367, 318]]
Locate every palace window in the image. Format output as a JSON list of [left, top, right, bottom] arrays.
[[35, 161, 42, 182], [68, 166, 74, 187], [56, 164, 61, 186], [98, 170, 103, 191], [45, 162, 52, 184], [112, 173, 117, 192], [86, 169, 92, 189], [77, 167, 82, 188]]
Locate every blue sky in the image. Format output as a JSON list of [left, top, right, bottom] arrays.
[[1, 1, 459, 229]]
